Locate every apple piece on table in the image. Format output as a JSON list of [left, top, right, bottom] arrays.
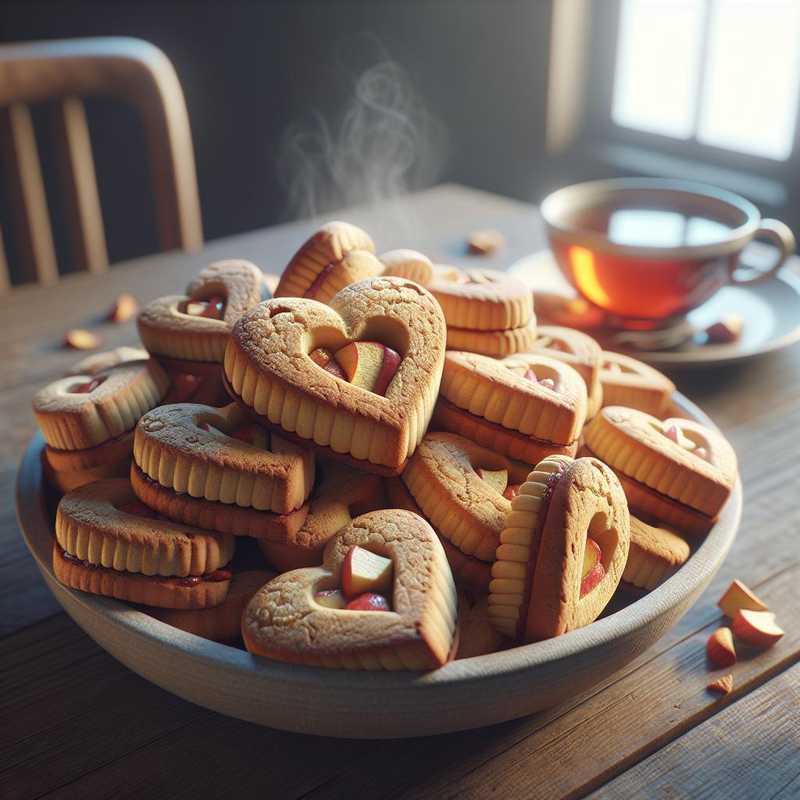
[[346, 592, 391, 612], [718, 579, 768, 619], [314, 589, 347, 610], [476, 468, 508, 495], [731, 609, 784, 648], [334, 341, 401, 395], [706, 627, 737, 667], [707, 674, 734, 695], [341, 546, 393, 598]]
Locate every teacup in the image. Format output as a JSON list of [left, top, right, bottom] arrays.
[[540, 178, 795, 326]]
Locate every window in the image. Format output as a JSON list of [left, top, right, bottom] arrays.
[[611, 0, 800, 161]]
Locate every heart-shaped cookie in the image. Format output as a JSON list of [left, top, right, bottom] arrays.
[[133, 402, 315, 515], [54, 478, 235, 609], [435, 350, 587, 464], [33, 358, 169, 450], [138, 260, 266, 364], [225, 276, 447, 474], [524, 325, 603, 419], [582, 406, 737, 536], [488, 455, 630, 642], [242, 510, 458, 670], [599, 351, 675, 418], [274, 221, 381, 302], [257, 462, 384, 571]]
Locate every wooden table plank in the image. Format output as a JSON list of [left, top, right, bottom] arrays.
[[588, 662, 800, 800]]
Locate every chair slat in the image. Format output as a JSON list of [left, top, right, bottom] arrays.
[[51, 96, 108, 273], [0, 104, 59, 286]]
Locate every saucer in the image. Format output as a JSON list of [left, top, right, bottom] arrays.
[[509, 250, 800, 369]]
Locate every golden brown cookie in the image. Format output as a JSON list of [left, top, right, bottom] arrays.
[[435, 350, 586, 464], [488, 455, 630, 641], [66, 346, 149, 376], [445, 317, 539, 357], [524, 325, 603, 419], [582, 406, 737, 536], [149, 569, 275, 641], [257, 463, 385, 571], [138, 260, 265, 364], [379, 249, 435, 285], [402, 432, 513, 561], [456, 594, 510, 659], [599, 351, 675, 418], [386, 475, 492, 594], [33, 359, 169, 450], [242, 510, 458, 670], [133, 402, 314, 514], [54, 479, 235, 608], [44, 431, 134, 493], [274, 221, 379, 302], [225, 276, 447, 475], [623, 516, 690, 590]]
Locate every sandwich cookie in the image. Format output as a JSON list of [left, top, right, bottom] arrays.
[[34, 358, 169, 491], [488, 455, 630, 641], [379, 249, 435, 285], [582, 406, 737, 536], [131, 402, 314, 538], [225, 276, 446, 475], [242, 510, 458, 670], [257, 463, 385, 571], [66, 346, 149, 376], [54, 479, 235, 608], [138, 259, 266, 366], [623, 516, 690, 590], [150, 569, 275, 642], [523, 325, 603, 419], [599, 351, 675, 418], [435, 350, 587, 464], [274, 221, 382, 303]]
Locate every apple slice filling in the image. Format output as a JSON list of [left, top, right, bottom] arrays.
[[580, 537, 605, 597], [308, 341, 402, 396], [521, 367, 556, 391], [184, 295, 226, 319], [69, 376, 107, 394], [313, 545, 394, 612]]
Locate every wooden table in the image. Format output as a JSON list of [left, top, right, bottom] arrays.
[[3, 185, 799, 799]]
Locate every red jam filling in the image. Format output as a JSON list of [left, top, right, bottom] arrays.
[[185, 295, 226, 319], [69, 376, 106, 394]]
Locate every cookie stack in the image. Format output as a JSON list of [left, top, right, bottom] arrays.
[[33, 218, 739, 670]]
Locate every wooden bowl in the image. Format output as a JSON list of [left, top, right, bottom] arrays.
[[16, 392, 740, 739]]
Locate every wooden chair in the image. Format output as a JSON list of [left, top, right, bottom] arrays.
[[0, 37, 203, 291]]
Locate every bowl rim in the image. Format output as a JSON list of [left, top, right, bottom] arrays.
[[16, 390, 741, 697], [540, 177, 762, 260]]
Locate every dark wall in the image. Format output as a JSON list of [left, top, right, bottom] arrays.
[[0, 1, 553, 269]]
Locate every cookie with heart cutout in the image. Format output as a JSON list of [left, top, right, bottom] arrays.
[[488, 455, 630, 642], [622, 516, 690, 590], [54, 479, 235, 609], [149, 569, 275, 642], [434, 350, 587, 465], [274, 221, 381, 303], [224, 276, 447, 475], [138, 259, 266, 365], [524, 325, 604, 420], [257, 461, 385, 571], [400, 432, 519, 571], [242, 509, 458, 670], [581, 406, 737, 537], [132, 402, 315, 527], [66, 346, 149, 376], [34, 358, 169, 451], [599, 351, 675, 418]]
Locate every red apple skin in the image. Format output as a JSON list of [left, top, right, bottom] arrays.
[[503, 484, 522, 501], [732, 609, 784, 648], [71, 378, 103, 394], [373, 346, 401, 395], [580, 561, 605, 597], [582, 538, 602, 578], [346, 593, 391, 612], [314, 589, 348, 610], [706, 627, 737, 668]]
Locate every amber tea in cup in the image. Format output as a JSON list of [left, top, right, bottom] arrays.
[[541, 179, 795, 327]]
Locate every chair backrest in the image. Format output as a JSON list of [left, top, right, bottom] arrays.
[[0, 37, 203, 290]]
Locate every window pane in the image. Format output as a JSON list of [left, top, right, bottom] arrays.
[[612, 0, 705, 138], [697, 0, 800, 160]]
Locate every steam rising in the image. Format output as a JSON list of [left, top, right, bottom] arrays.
[[279, 56, 447, 227]]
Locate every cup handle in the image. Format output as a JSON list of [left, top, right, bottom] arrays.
[[730, 218, 795, 285]]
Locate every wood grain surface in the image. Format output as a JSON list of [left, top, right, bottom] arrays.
[[2, 185, 798, 798]]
